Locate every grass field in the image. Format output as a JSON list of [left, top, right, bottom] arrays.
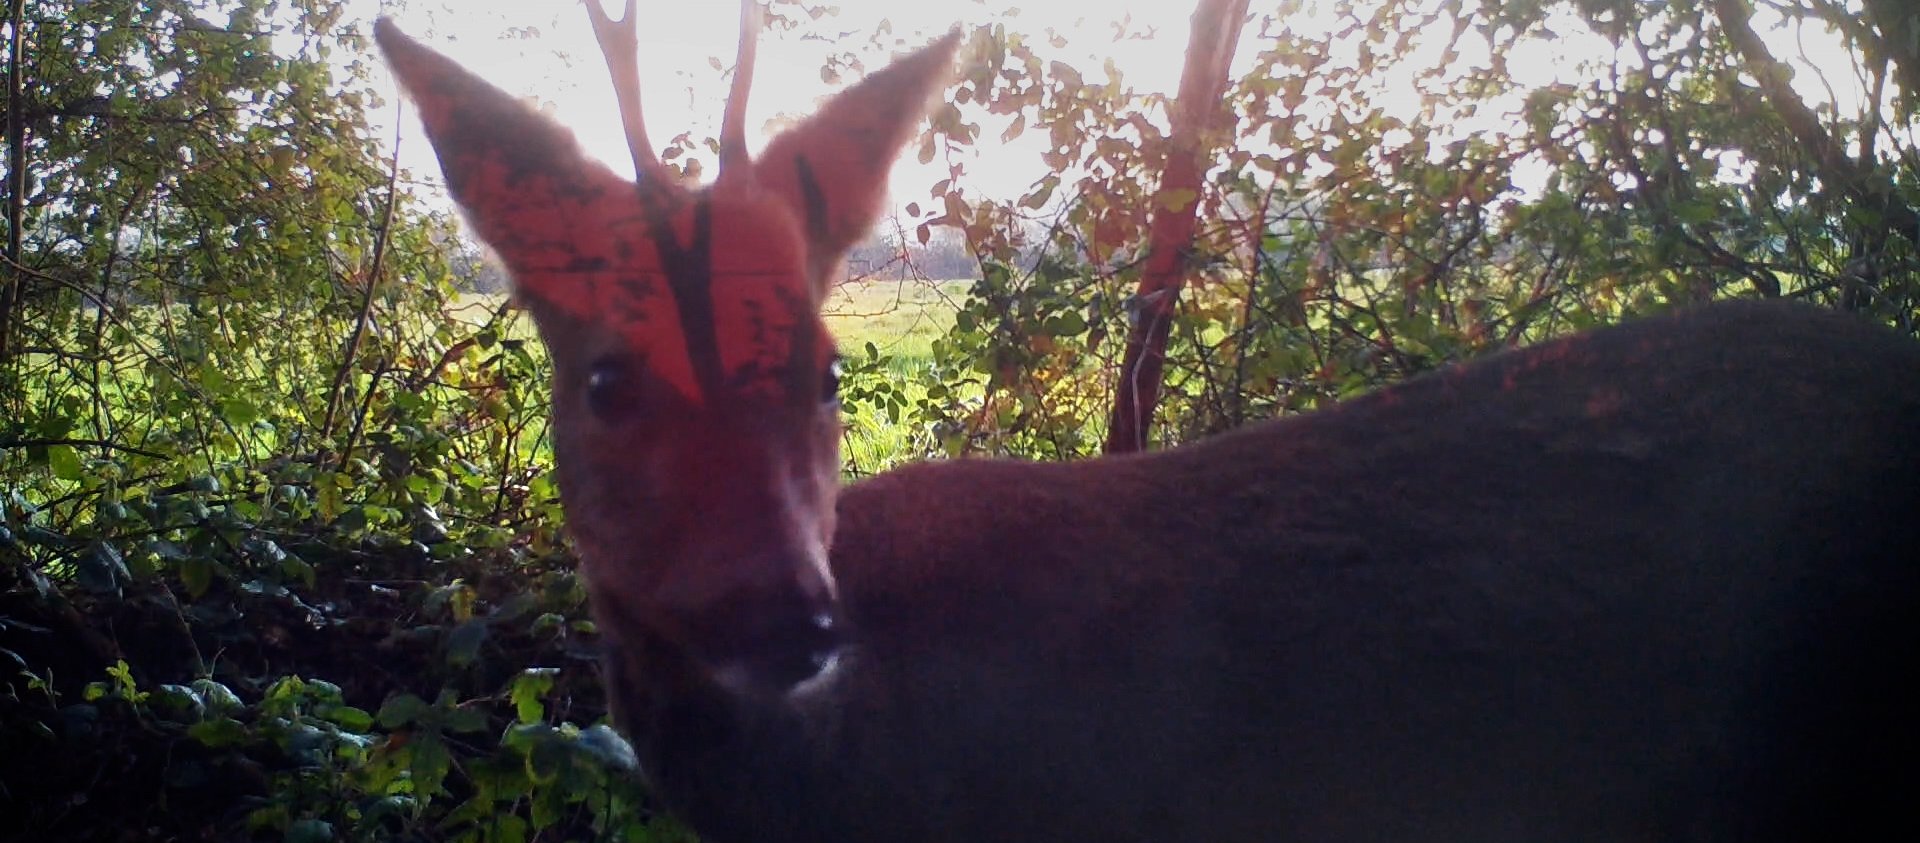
[[451, 276, 968, 357], [821, 277, 969, 361], [822, 277, 970, 471]]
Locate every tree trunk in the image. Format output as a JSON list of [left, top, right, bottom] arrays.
[[1104, 0, 1248, 453], [2, 0, 29, 378]]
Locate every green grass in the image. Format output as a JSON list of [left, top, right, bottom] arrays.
[[822, 278, 970, 472], [821, 277, 969, 360], [451, 278, 969, 359]]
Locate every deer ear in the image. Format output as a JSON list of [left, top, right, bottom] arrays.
[[754, 32, 960, 282], [374, 18, 634, 276]]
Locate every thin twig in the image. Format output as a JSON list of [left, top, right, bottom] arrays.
[[320, 107, 406, 440]]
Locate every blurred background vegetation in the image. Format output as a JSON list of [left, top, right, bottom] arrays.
[[3, 0, 1916, 839]]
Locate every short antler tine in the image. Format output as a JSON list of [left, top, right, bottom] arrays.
[[585, 0, 668, 185], [717, 0, 762, 182]]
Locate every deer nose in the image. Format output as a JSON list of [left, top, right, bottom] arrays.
[[683, 581, 845, 692]]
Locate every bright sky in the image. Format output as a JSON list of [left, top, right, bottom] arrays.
[[357, 0, 1877, 214], [368, 0, 1206, 209]]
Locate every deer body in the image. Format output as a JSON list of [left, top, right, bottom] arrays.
[[624, 300, 1920, 843], [377, 10, 1920, 842]]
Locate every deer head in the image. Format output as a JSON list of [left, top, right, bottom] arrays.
[[374, 6, 957, 697]]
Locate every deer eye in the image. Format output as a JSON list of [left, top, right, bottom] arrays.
[[586, 357, 639, 421], [821, 355, 844, 407]]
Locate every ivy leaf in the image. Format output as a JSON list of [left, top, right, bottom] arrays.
[[77, 541, 130, 595], [188, 717, 248, 749], [180, 556, 215, 599], [527, 734, 570, 783], [409, 734, 453, 797], [191, 679, 244, 716], [445, 619, 489, 667], [325, 706, 375, 732], [377, 694, 430, 728], [577, 724, 638, 771], [286, 819, 334, 843], [510, 668, 558, 725], [219, 398, 259, 426]]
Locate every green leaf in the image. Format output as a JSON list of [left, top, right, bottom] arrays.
[[310, 679, 345, 701], [325, 705, 374, 732], [285, 818, 335, 843], [526, 734, 570, 783], [445, 619, 489, 666], [189, 717, 249, 748], [443, 704, 490, 734], [377, 693, 430, 728], [510, 668, 558, 725], [219, 398, 259, 426], [1044, 311, 1087, 336], [409, 734, 453, 797], [491, 815, 529, 843], [1157, 188, 1199, 214], [48, 446, 83, 481], [334, 506, 367, 534], [315, 473, 343, 520], [153, 683, 206, 720], [191, 679, 244, 715], [245, 538, 287, 565], [577, 724, 638, 771], [529, 612, 565, 636], [1673, 199, 1717, 224], [180, 556, 215, 598], [77, 541, 130, 594], [490, 592, 537, 622]]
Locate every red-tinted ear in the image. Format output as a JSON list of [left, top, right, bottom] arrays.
[[755, 32, 960, 284], [374, 18, 637, 277]]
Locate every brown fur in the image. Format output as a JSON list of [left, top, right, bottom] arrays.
[[628, 300, 1920, 842]]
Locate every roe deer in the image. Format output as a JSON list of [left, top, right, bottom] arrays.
[[377, 7, 1920, 842]]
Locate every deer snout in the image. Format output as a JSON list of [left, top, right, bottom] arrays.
[[676, 570, 846, 693]]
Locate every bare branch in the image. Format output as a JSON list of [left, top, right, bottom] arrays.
[[0, 437, 167, 460], [1711, 0, 1920, 254]]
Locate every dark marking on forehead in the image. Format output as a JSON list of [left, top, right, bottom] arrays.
[[783, 276, 822, 399], [650, 197, 726, 397], [609, 189, 824, 407]]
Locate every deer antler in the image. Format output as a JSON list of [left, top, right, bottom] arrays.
[[717, 0, 762, 182], [586, 0, 669, 185]]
